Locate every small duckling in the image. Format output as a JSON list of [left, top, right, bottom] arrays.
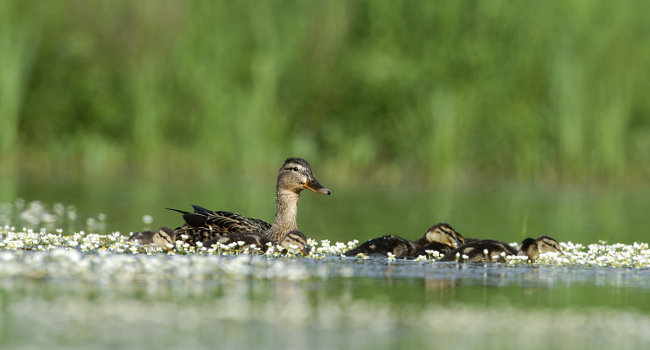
[[128, 227, 176, 248], [201, 230, 309, 255], [518, 235, 562, 262], [278, 230, 309, 255], [151, 227, 177, 250], [127, 227, 176, 252], [441, 239, 518, 262], [442, 235, 562, 262], [345, 223, 464, 257], [128, 230, 156, 245]]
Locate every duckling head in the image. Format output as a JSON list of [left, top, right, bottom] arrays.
[[535, 235, 563, 255], [518, 235, 562, 261], [423, 222, 465, 249], [152, 227, 177, 251], [277, 157, 331, 196], [278, 229, 309, 255]]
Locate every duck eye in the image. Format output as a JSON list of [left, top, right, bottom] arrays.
[[292, 167, 299, 172]]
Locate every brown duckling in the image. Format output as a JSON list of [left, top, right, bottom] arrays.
[[168, 158, 330, 246], [128, 227, 176, 251], [201, 230, 309, 255], [128, 230, 156, 245], [518, 235, 563, 262], [151, 227, 176, 250], [344, 223, 464, 257], [442, 235, 562, 262]]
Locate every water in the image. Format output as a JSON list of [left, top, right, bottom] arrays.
[[2, 175, 649, 244], [1, 253, 650, 349], [1, 175, 650, 349]]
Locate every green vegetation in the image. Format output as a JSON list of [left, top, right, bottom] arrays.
[[1, 0, 649, 184]]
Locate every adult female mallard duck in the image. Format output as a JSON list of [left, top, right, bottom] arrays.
[[201, 230, 309, 255], [344, 223, 464, 257], [168, 157, 330, 246], [442, 235, 562, 262]]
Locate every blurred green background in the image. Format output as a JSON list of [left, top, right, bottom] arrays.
[[1, 0, 650, 242], [2, 0, 649, 183]]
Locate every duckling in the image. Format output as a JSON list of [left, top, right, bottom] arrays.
[[151, 227, 176, 250], [201, 229, 309, 255], [128, 227, 176, 252], [344, 223, 464, 257], [442, 235, 562, 262], [168, 157, 330, 246], [128, 230, 156, 245], [518, 235, 563, 262], [441, 239, 518, 262]]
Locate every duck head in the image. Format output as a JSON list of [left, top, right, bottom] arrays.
[[423, 222, 465, 249], [152, 227, 177, 251], [277, 157, 331, 196], [519, 235, 562, 261], [279, 229, 310, 255]]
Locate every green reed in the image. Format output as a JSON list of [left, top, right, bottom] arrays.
[[2, 0, 649, 184]]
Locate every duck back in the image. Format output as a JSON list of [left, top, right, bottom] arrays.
[[345, 235, 414, 257]]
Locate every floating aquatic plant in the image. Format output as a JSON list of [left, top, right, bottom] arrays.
[[1, 200, 650, 271]]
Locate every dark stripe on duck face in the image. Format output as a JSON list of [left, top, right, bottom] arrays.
[[281, 158, 331, 195], [536, 235, 562, 254], [283, 157, 311, 170]]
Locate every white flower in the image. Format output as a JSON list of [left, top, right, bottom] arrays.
[[142, 215, 153, 224]]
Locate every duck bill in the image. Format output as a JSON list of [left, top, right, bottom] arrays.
[[303, 179, 331, 195]]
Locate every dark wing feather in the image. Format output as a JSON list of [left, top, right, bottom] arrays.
[[169, 205, 272, 246], [203, 211, 271, 234], [191, 204, 213, 214], [182, 212, 208, 227]]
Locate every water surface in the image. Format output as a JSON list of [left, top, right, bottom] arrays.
[[1, 175, 650, 349]]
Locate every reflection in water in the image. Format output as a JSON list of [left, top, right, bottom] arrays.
[[2, 276, 650, 350], [424, 276, 457, 292]]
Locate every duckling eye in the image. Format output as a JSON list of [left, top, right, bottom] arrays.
[[292, 167, 299, 172]]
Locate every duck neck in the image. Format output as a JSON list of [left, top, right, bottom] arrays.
[[267, 190, 300, 243]]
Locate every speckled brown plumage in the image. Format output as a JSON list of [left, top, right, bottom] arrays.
[[168, 157, 330, 246], [168, 206, 272, 246]]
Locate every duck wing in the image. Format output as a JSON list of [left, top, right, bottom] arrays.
[[167, 206, 271, 246]]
